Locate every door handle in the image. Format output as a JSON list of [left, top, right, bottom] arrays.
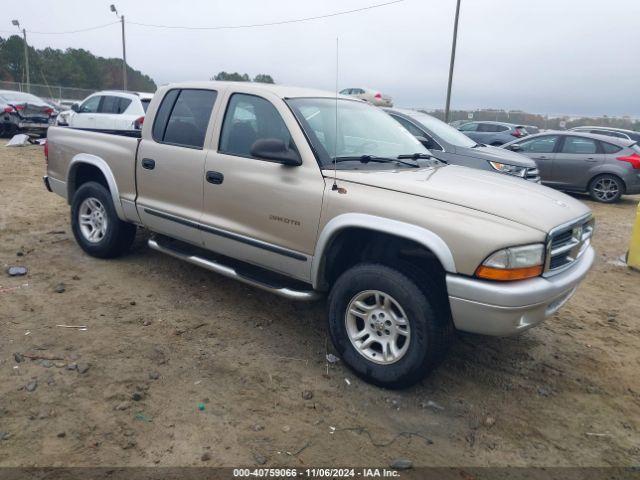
[[585, 158, 598, 162], [141, 158, 155, 170], [206, 171, 224, 185], [537, 156, 548, 160]]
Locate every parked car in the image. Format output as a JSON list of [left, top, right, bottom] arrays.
[[339, 87, 392, 107], [58, 91, 153, 130], [0, 90, 57, 137], [502, 131, 640, 203], [385, 108, 540, 182], [569, 126, 640, 142], [458, 121, 529, 146], [45, 81, 594, 388]]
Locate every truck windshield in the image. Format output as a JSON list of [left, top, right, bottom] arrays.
[[287, 98, 429, 168]]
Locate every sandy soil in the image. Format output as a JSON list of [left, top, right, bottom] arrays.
[[0, 145, 639, 468]]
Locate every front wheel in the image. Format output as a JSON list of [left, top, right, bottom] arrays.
[[328, 263, 453, 389], [71, 181, 136, 258], [589, 174, 623, 203]]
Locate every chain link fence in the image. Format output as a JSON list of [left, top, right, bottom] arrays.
[[0, 80, 95, 103]]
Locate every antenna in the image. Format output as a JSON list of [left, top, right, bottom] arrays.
[[332, 37, 339, 191]]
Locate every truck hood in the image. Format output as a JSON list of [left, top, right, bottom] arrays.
[[456, 144, 536, 167], [331, 165, 590, 233]]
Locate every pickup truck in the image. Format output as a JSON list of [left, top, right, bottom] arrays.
[[44, 81, 595, 388]]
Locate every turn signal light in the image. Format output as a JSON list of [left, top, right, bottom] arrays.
[[475, 265, 543, 281]]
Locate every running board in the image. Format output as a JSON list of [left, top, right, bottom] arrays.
[[147, 237, 321, 302]]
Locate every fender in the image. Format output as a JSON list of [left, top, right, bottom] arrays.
[[311, 213, 457, 289], [67, 154, 126, 220]]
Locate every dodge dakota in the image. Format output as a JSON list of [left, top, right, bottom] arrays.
[[44, 81, 595, 388]]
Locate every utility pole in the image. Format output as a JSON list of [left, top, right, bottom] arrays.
[[444, 0, 461, 123], [11, 20, 30, 93], [110, 5, 127, 90]]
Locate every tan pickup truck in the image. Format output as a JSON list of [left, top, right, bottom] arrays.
[[44, 81, 595, 388]]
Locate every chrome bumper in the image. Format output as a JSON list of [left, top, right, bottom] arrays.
[[446, 246, 595, 336]]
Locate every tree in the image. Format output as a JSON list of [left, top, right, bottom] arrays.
[[212, 71, 250, 82], [0, 35, 157, 92], [253, 74, 275, 84]]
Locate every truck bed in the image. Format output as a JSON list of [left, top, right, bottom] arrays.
[[46, 126, 140, 207]]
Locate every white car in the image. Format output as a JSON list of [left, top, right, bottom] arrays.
[[339, 87, 393, 107], [58, 91, 154, 131]]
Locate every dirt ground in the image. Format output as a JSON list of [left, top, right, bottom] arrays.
[[0, 145, 639, 468]]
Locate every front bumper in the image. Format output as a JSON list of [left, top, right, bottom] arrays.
[[446, 245, 595, 336]]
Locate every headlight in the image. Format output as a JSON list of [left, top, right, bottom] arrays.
[[475, 243, 545, 281], [488, 161, 527, 177]]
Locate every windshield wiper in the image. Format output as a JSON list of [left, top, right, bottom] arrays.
[[332, 155, 419, 168], [398, 153, 448, 165]]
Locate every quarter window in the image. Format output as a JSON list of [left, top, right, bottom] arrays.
[[561, 136, 597, 154], [601, 142, 622, 154], [152, 89, 217, 149], [219, 93, 294, 159]]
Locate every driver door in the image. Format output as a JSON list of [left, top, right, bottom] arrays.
[[199, 91, 325, 281]]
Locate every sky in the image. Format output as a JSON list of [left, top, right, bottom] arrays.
[[3, 0, 639, 116]]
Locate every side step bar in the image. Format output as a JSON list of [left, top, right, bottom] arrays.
[[147, 237, 321, 302]]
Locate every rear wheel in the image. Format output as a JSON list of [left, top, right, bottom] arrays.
[[589, 174, 623, 203], [71, 182, 136, 258], [328, 263, 453, 389]]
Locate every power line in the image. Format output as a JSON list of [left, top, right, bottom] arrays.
[[128, 0, 404, 30], [26, 21, 119, 35]]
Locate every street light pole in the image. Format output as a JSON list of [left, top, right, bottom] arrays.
[[444, 0, 461, 123], [110, 5, 127, 90], [11, 20, 30, 93]]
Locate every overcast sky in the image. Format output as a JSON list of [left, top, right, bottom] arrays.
[[3, 0, 639, 116]]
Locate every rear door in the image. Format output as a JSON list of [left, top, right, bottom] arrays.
[[136, 88, 218, 245], [553, 135, 603, 189]]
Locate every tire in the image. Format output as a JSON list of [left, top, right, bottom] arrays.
[[71, 181, 136, 258], [589, 174, 624, 203], [328, 263, 453, 389]]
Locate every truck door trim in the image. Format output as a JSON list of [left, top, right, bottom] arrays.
[[143, 208, 308, 262]]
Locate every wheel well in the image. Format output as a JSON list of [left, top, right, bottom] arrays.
[[588, 172, 626, 193], [319, 228, 447, 291], [68, 163, 109, 200]]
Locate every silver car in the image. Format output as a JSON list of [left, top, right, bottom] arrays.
[[458, 121, 529, 146], [502, 131, 640, 203], [386, 108, 540, 182], [569, 126, 640, 143]]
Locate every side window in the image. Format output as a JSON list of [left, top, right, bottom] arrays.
[[601, 142, 622, 154], [459, 122, 477, 132], [496, 125, 509, 132], [219, 93, 294, 159], [477, 123, 494, 132], [79, 96, 101, 113], [152, 89, 217, 149], [517, 135, 558, 153], [561, 136, 597, 154], [391, 115, 424, 138], [99, 96, 123, 114]]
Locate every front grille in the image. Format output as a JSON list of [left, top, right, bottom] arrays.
[[545, 216, 594, 275], [525, 167, 541, 183]]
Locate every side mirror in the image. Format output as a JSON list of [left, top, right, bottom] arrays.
[[71, 103, 80, 113], [507, 144, 522, 152], [250, 138, 301, 166]]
